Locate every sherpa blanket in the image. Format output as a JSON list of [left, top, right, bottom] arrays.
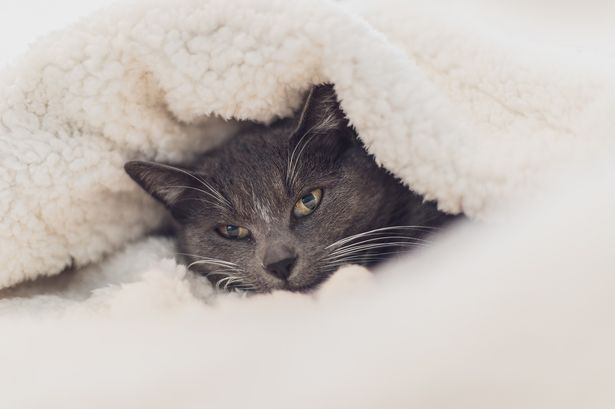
[[2, 0, 615, 407]]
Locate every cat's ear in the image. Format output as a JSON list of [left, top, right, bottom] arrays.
[[294, 84, 348, 133], [124, 161, 195, 208], [290, 83, 353, 152]]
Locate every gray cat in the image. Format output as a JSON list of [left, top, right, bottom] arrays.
[[125, 84, 455, 293]]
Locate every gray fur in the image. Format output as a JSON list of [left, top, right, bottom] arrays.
[[125, 84, 456, 293]]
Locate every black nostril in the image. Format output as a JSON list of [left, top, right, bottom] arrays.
[[265, 256, 297, 281]]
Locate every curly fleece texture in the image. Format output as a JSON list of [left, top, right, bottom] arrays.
[[1, 0, 615, 407]]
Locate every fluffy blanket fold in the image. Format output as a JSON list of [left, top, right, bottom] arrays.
[[2, 0, 615, 407]]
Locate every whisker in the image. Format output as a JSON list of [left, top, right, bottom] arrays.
[[153, 163, 231, 208], [321, 258, 387, 269], [286, 122, 322, 189], [176, 253, 238, 267], [327, 236, 429, 258], [217, 275, 240, 290], [182, 258, 238, 268], [167, 185, 230, 210], [324, 249, 412, 264], [173, 197, 227, 210], [201, 270, 235, 278], [217, 274, 250, 292], [187, 260, 241, 270], [328, 242, 427, 257], [323, 248, 409, 264], [322, 243, 426, 270], [288, 131, 321, 188], [176, 252, 250, 293], [319, 249, 415, 273], [326, 226, 437, 250], [324, 254, 387, 265], [285, 86, 315, 187], [226, 277, 245, 291]]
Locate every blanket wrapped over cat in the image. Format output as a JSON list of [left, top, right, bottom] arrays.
[[2, 0, 615, 408]]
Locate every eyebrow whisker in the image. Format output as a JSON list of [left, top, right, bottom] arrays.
[[154, 162, 232, 208], [167, 185, 230, 211], [286, 123, 322, 190]]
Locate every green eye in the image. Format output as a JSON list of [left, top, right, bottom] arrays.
[[293, 188, 323, 217], [216, 224, 250, 240]]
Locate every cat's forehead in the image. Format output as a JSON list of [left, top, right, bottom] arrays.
[[202, 131, 293, 220], [227, 168, 288, 220]]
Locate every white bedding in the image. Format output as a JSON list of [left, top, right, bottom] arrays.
[[1, 0, 615, 407]]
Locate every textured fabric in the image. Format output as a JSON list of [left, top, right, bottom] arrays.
[[1, 0, 615, 407]]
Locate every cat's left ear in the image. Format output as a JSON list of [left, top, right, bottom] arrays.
[[290, 83, 354, 153], [124, 161, 196, 209]]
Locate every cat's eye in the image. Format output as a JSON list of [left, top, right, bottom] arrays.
[[293, 188, 323, 218], [216, 224, 250, 240]]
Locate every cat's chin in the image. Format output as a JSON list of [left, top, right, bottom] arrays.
[[268, 276, 331, 294], [229, 277, 326, 294]]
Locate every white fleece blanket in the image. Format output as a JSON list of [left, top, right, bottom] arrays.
[[2, 0, 615, 407]]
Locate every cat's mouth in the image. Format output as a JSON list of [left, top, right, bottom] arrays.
[[261, 270, 338, 294], [206, 269, 334, 294]]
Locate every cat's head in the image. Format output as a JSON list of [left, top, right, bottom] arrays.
[[125, 84, 443, 292]]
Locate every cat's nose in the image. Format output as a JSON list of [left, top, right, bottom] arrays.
[[263, 245, 297, 281]]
